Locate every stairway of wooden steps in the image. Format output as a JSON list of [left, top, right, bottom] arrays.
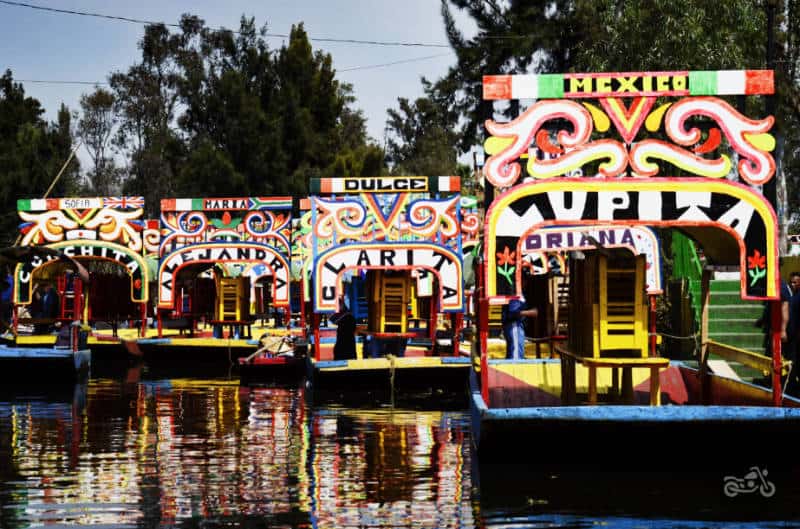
[[689, 278, 768, 383]]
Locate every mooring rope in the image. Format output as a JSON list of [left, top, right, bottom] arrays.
[[387, 353, 396, 407]]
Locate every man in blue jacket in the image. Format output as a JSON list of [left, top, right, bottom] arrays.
[[501, 296, 538, 360]]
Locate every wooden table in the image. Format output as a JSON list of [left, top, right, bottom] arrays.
[[558, 347, 669, 405]]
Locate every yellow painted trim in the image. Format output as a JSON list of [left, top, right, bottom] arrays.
[[492, 361, 652, 394], [315, 356, 464, 372]]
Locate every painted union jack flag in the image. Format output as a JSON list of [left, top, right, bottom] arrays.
[[103, 196, 145, 209]]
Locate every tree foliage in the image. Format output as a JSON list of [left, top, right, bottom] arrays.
[[107, 16, 380, 216], [78, 87, 118, 195], [385, 79, 464, 176], [0, 70, 79, 244]]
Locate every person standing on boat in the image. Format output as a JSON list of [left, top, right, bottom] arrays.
[[757, 274, 792, 358], [784, 272, 800, 396], [42, 283, 59, 317], [330, 295, 357, 360], [0, 273, 12, 324], [501, 296, 538, 360]]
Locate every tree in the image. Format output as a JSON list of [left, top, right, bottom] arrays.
[[385, 81, 461, 175], [178, 138, 246, 196], [0, 71, 79, 244], [78, 87, 118, 195], [112, 22, 186, 217], [53, 104, 83, 195], [107, 15, 385, 206]]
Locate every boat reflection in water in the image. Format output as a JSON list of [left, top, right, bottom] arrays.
[[308, 408, 474, 528], [3, 377, 800, 528], [0, 377, 475, 528]]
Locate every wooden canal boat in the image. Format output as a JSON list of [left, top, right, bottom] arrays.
[[304, 177, 472, 404], [1, 244, 91, 382], [13, 197, 151, 341], [238, 333, 308, 385], [471, 68, 800, 471]]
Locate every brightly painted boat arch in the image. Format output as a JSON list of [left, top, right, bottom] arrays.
[[523, 225, 663, 294], [14, 240, 149, 304], [15, 196, 150, 305], [309, 177, 465, 314], [157, 242, 290, 309], [313, 242, 464, 313], [158, 197, 293, 311], [485, 178, 777, 300]]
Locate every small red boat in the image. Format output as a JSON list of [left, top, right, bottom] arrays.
[[238, 335, 307, 385]]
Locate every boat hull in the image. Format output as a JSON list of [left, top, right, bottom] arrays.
[[238, 355, 306, 385], [470, 368, 800, 471], [0, 345, 91, 383], [310, 356, 471, 406]]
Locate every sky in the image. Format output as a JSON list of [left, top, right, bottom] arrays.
[[0, 0, 475, 162]]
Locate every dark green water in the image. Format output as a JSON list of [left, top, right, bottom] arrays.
[[0, 372, 798, 528]]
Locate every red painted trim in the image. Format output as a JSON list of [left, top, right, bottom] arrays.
[[771, 299, 782, 406], [300, 281, 307, 331], [745, 70, 774, 95], [649, 295, 657, 357], [140, 303, 147, 337], [483, 75, 512, 99], [313, 312, 321, 361], [449, 175, 461, 191]]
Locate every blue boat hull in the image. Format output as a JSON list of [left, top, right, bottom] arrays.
[[0, 345, 91, 383], [469, 371, 800, 471]]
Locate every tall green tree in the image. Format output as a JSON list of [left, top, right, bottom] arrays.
[[111, 22, 185, 218], [0, 71, 79, 244], [107, 15, 384, 207], [78, 87, 119, 195], [385, 77, 463, 175]]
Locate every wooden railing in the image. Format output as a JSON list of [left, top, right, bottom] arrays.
[[705, 340, 791, 377]]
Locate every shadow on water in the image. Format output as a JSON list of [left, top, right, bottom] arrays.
[[476, 462, 800, 526], [311, 386, 469, 411]]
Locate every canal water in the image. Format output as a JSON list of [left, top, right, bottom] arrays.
[[1, 370, 798, 528]]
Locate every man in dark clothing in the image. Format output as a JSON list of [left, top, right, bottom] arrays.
[[757, 276, 792, 357], [501, 296, 538, 359], [330, 297, 356, 360], [42, 283, 59, 319], [42, 283, 60, 333], [784, 272, 800, 396]]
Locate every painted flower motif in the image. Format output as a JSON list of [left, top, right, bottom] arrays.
[[747, 249, 766, 270], [497, 246, 516, 286], [497, 246, 516, 266], [747, 249, 767, 287]]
